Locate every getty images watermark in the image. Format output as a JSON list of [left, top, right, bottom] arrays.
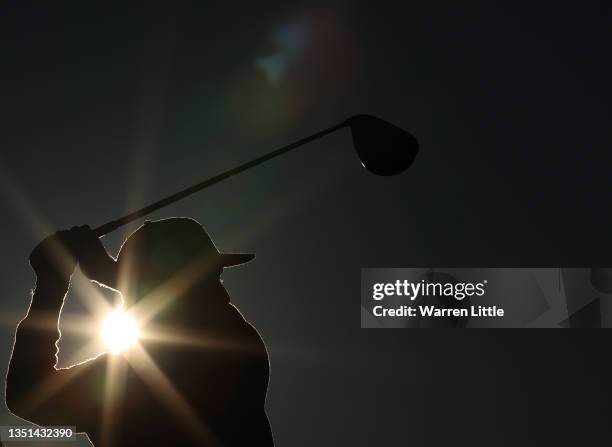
[[361, 268, 612, 328], [362, 269, 502, 328]]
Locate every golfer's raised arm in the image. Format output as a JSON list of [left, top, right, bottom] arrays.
[[5, 228, 105, 429], [6, 268, 71, 413]]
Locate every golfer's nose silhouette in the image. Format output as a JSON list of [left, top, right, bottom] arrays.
[[6, 218, 274, 446]]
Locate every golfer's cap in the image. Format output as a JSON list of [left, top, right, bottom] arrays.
[[118, 218, 255, 270]]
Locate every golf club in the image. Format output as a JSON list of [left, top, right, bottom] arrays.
[[93, 114, 418, 237]]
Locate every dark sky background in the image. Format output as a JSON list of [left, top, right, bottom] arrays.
[[1, 2, 612, 446]]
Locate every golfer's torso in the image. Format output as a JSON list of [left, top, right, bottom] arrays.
[[89, 310, 271, 446]]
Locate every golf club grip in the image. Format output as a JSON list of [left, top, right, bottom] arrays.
[[92, 121, 348, 237]]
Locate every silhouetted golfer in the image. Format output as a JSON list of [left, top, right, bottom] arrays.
[[6, 218, 273, 446]]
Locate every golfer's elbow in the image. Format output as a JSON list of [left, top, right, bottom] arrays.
[[5, 353, 55, 422], [5, 367, 31, 417], [6, 381, 43, 424], [6, 331, 58, 413], [5, 379, 22, 416]]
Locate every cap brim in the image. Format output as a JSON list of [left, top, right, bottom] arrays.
[[218, 253, 255, 267]]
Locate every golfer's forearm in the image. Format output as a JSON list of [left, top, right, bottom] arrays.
[[6, 276, 69, 407]]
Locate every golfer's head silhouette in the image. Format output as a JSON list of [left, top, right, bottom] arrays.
[[115, 218, 253, 307], [7, 218, 274, 447]]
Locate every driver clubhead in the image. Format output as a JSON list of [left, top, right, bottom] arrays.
[[346, 114, 418, 176]]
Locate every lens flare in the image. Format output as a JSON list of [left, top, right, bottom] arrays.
[[101, 310, 140, 354]]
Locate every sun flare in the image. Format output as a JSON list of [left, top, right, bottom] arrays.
[[101, 309, 140, 354]]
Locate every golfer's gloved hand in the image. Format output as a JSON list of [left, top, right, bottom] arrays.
[[30, 226, 87, 280], [29, 225, 109, 282]]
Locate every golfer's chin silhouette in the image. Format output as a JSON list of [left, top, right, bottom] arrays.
[[6, 218, 273, 447]]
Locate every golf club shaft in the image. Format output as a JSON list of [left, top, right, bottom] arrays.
[[93, 121, 348, 237]]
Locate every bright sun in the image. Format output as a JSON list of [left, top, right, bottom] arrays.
[[101, 309, 140, 354]]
